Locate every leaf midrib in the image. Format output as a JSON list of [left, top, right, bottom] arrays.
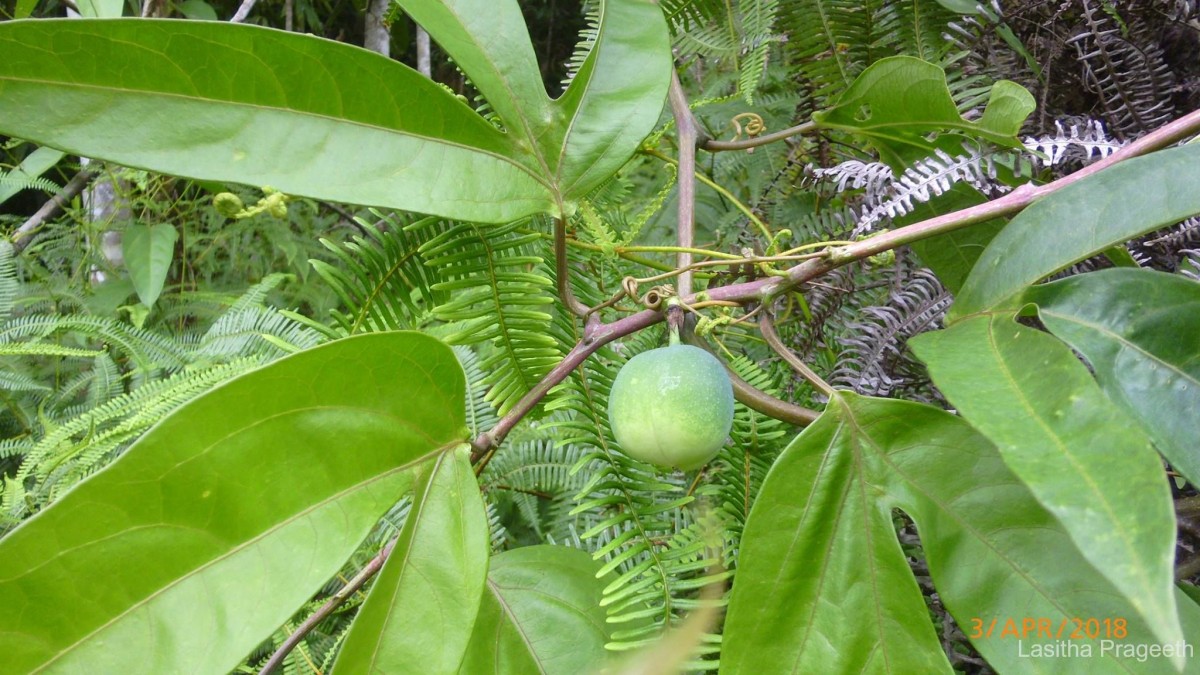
[[981, 317, 1165, 625], [0, 75, 553, 192]]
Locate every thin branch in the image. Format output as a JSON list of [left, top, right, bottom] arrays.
[[668, 72, 699, 297], [555, 217, 591, 317], [258, 538, 398, 675], [683, 330, 820, 426], [320, 201, 369, 235], [11, 169, 96, 253], [702, 120, 818, 152], [759, 313, 834, 397], [416, 26, 432, 78], [229, 0, 258, 23]]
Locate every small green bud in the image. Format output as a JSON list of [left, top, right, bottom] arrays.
[[213, 192, 244, 218], [263, 193, 289, 219]]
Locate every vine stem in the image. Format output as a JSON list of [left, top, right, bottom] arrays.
[[555, 216, 591, 317], [683, 329, 820, 426], [702, 120, 818, 152], [669, 72, 699, 297], [759, 313, 834, 397], [258, 538, 398, 674], [471, 106, 1200, 462]]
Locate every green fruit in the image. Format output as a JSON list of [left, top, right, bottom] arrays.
[[607, 344, 735, 470]]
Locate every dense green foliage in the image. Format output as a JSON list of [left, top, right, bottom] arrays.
[[1, 0, 1199, 673]]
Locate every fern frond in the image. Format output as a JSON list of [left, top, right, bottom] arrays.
[[883, 0, 961, 63], [453, 345, 498, 437], [0, 368, 49, 393], [811, 146, 1009, 232], [660, 0, 725, 31], [2, 358, 261, 522], [481, 436, 587, 541], [700, 354, 791, 550], [196, 306, 323, 360], [1070, 2, 1176, 138], [0, 437, 31, 461], [809, 159, 896, 204], [0, 170, 57, 196], [855, 147, 1003, 231], [0, 342, 104, 358], [418, 220, 560, 416], [0, 242, 17, 324], [782, 0, 866, 102], [1182, 250, 1200, 281], [312, 212, 446, 335], [562, 2, 602, 88], [1022, 117, 1125, 167], [830, 268, 949, 401], [0, 314, 189, 370]]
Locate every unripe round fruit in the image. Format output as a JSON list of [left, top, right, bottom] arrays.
[[607, 344, 735, 470]]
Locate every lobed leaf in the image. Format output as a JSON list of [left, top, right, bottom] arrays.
[[1026, 268, 1200, 487], [845, 395, 1200, 673], [721, 394, 952, 674], [910, 315, 1184, 657], [812, 56, 1034, 165], [398, 0, 673, 212], [725, 393, 1200, 673]]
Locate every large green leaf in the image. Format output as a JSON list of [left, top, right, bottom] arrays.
[[334, 446, 488, 673], [0, 1, 671, 222], [811, 57, 1034, 165], [393, 0, 552, 153], [910, 315, 1184, 655], [721, 394, 952, 674], [0, 19, 555, 223], [1026, 268, 1200, 487], [0, 332, 467, 674], [398, 0, 672, 211], [459, 545, 613, 674], [122, 222, 178, 307], [848, 394, 1199, 673], [950, 144, 1200, 319], [546, 0, 672, 204]]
